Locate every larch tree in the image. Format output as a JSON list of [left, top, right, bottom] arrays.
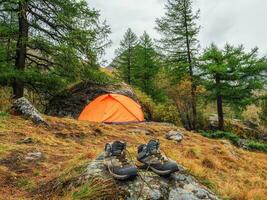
[[0, 0, 111, 98], [200, 44, 267, 130], [156, 0, 200, 130], [114, 28, 138, 85]]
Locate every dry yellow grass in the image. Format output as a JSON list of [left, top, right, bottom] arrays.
[[0, 115, 266, 200]]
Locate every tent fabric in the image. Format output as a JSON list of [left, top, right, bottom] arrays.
[[78, 94, 144, 123]]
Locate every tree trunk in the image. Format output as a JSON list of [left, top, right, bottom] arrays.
[[215, 74, 224, 130], [184, 0, 197, 130], [13, 1, 29, 99]]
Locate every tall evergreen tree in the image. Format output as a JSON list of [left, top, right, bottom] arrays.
[[135, 32, 159, 97], [0, 0, 111, 98], [200, 44, 267, 130], [156, 0, 200, 130], [114, 28, 138, 84]]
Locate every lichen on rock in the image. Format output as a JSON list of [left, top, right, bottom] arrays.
[[13, 97, 47, 125], [83, 154, 220, 200]]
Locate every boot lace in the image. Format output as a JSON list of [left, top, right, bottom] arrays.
[[116, 152, 130, 166], [154, 151, 167, 162]]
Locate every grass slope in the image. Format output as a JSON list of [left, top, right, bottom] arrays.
[[0, 115, 266, 200]]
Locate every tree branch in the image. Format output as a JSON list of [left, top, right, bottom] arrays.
[[27, 53, 55, 66], [26, 55, 50, 69], [28, 22, 62, 42]]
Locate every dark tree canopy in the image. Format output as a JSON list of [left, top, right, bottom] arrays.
[[113, 28, 138, 85], [0, 0, 111, 98], [134, 32, 160, 98], [200, 44, 267, 129]]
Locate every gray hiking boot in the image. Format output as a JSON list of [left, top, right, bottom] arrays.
[[104, 141, 138, 180], [137, 139, 179, 176]]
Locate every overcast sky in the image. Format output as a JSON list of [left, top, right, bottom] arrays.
[[89, 0, 267, 65]]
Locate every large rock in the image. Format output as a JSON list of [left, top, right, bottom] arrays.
[[45, 81, 139, 118], [82, 155, 220, 200], [13, 97, 47, 125]]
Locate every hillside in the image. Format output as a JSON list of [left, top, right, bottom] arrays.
[[0, 115, 266, 200]]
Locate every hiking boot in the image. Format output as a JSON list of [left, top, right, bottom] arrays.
[[137, 139, 179, 176], [104, 141, 138, 180]]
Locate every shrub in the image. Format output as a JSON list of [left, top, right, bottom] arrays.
[[153, 103, 181, 125], [260, 98, 267, 125], [134, 88, 181, 125], [200, 131, 240, 145], [200, 131, 267, 152], [246, 141, 267, 152], [242, 104, 261, 123]]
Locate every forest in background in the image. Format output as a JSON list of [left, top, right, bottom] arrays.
[[0, 0, 267, 138]]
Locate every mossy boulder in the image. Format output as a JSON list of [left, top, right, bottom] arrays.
[[45, 81, 139, 118]]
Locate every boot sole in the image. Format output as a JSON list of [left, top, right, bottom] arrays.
[[137, 163, 174, 176], [150, 166, 173, 176], [106, 165, 137, 180]]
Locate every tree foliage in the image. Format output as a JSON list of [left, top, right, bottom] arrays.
[[0, 0, 111, 98], [155, 0, 200, 130], [134, 32, 160, 98], [114, 30, 161, 99], [155, 0, 199, 72], [200, 44, 267, 129], [113, 28, 138, 85]]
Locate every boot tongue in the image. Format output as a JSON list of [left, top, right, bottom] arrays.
[[147, 139, 160, 155], [111, 141, 126, 156]]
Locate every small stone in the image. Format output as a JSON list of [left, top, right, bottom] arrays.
[[237, 139, 249, 149], [25, 152, 43, 161], [166, 130, 184, 142], [129, 128, 152, 135], [19, 137, 33, 144]]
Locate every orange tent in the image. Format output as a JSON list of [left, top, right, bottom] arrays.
[[78, 94, 144, 123]]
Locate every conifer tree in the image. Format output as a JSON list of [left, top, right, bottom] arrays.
[[156, 0, 200, 130], [114, 28, 138, 84], [200, 44, 267, 130], [135, 32, 159, 97], [0, 0, 111, 98]]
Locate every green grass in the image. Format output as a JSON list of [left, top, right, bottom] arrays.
[[15, 177, 36, 191], [201, 178, 215, 190], [200, 131, 267, 152], [72, 184, 91, 200], [0, 111, 8, 117], [200, 131, 240, 145], [246, 141, 267, 152], [71, 177, 122, 200]]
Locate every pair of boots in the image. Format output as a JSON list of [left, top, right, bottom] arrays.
[[104, 139, 179, 180]]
